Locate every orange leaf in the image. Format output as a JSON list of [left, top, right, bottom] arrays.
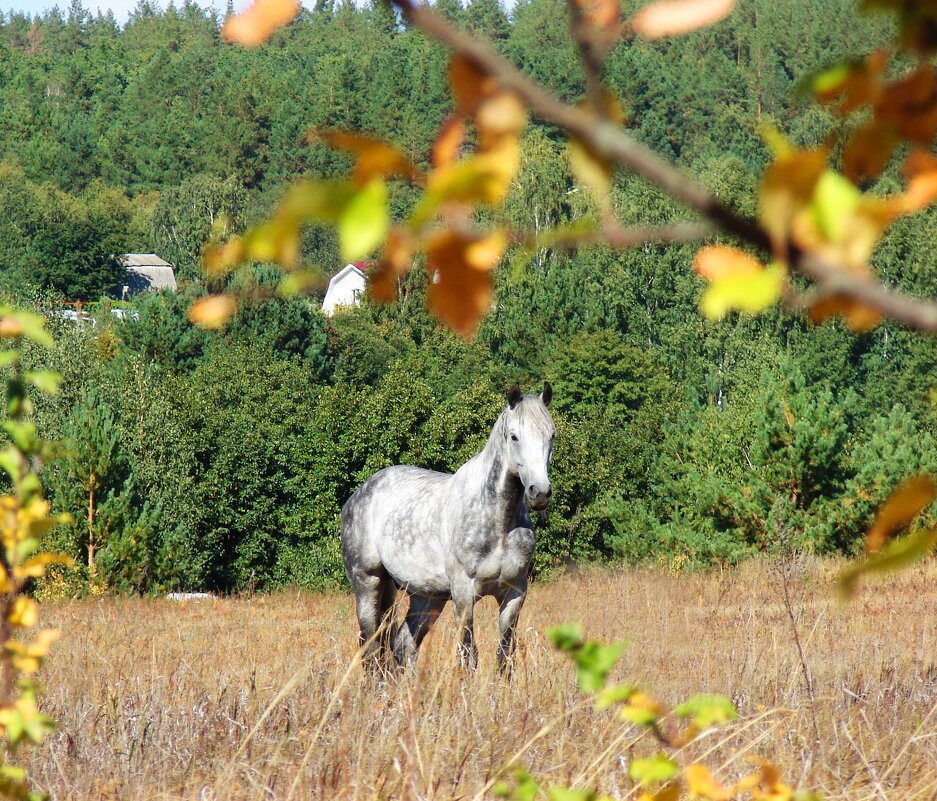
[[476, 91, 528, 140], [311, 129, 423, 185], [367, 264, 397, 304], [865, 476, 936, 554], [879, 66, 937, 143], [843, 120, 897, 183], [631, 0, 735, 39], [759, 147, 827, 259], [573, 0, 620, 32], [0, 317, 24, 338], [368, 228, 414, 304], [188, 295, 237, 330], [685, 764, 735, 801], [202, 237, 246, 275], [694, 245, 761, 281], [902, 149, 937, 211], [433, 116, 466, 169], [808, 294, 882, 332], [222, 0, 299, 47], [449, 55, 496, 113], [425, 230, 506, 335], [814, 52, 887, 115]]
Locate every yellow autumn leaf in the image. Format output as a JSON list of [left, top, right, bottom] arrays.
[[839, 527, 937, 599], [432, 116, 466, 169], [694, 246, 785, 319], [637, 785, 682, 801], [311, 129, 424, 186], [685, 764, 735, 801], [5, 628, 60, 674], [14, 553, 72, 581], [865, 476, 936, 553], [476, 91, 528, 139], [7, 598, 37, 629], [567, 93, 624, 206]]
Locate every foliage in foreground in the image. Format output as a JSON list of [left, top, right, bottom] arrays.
[[0, 310, 66, 800]]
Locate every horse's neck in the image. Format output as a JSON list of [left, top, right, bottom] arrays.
[[460, 412, 524, 532]]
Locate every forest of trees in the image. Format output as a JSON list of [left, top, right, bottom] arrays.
[[2, 0, 936, 593]]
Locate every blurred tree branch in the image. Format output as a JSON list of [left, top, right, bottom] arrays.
[[393, 0, 937, 334]]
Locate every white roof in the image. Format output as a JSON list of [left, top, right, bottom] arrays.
[[122, 253, 173, 268]]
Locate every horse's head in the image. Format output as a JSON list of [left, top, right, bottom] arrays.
[[503, 382, 555, 511]]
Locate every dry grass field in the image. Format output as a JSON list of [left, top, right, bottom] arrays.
[[27, 558, 937, 801]]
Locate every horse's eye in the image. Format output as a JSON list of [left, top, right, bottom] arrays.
[[510, 433, 519, 442]]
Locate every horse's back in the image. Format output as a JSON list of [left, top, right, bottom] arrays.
[[341, 465, 453, 592]]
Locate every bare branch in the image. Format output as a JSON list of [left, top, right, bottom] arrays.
[[392, 0, 937, 334], [566, 0, 607, 116]]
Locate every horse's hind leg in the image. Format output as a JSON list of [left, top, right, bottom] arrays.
[[350, 570, 390, 674], [393, 595, 444, 667], [376, 578, 399, 669]]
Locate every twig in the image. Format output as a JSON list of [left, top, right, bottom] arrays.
[[391, 0, 937, 335], [566, 0, 606, 116]]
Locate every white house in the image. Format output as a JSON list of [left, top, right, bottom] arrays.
[[322, 263, 367, 316]]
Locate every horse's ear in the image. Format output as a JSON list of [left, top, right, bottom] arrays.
[[541, 382, 553, 408], [507, 383, 523, 409]]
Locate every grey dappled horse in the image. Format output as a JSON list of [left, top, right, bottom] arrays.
[[341, 383, 555, 673]]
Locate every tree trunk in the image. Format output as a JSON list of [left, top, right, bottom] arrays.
[[87, 473, 96, 573]]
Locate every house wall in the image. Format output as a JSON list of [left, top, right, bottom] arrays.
[[322, 269, 366, 316]]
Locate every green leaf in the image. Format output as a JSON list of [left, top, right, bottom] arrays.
[[595, 683, 637, 710], [811, 170, 860, 242], [276, 271, 322, 299], [674, 694, 737, 728], [839, 528, 937, 598], [19, 474, 42, 505], [278, 179, 355, 223], [810, 61, 855, 96], [4, 709, 25, 746], [0, 445, 21, 482], [629, 754, 679, 787], [547, 623, 583, 652], [339, 178, 389, 262], [25, 371, 63, 396], [0, 350, 20, 367], [11, 312, 53, 348], [573, 640, 628, 693], [495, 770, 540, 801], [547, 788, 595, 801], [6, 378, 26, 417], [2, 421, 38, 454]]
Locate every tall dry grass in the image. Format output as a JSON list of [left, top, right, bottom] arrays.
[[27, 558, 937, 800]]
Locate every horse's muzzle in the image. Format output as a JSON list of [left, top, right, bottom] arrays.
[[526, 485, 552, 511]]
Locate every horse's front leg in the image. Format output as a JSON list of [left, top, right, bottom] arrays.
[[497, 582, 527, 675], [451, 577, 478, 669]]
